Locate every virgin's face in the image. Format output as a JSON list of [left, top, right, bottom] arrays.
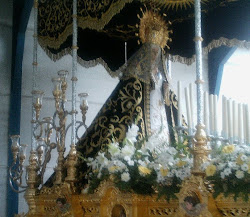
[[150, 46, 160, 63], [149, 45, 161, 72]]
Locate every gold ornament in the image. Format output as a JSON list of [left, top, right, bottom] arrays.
[[138, 10, 172, 49], [156, 0, 207, 10]]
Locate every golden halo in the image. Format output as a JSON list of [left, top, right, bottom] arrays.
[[137, 10, 172, 49], [154, 0, 207, 10]]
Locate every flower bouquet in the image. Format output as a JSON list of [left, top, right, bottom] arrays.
[[85, 124, 193, 201], [202, 143, 250, 201]]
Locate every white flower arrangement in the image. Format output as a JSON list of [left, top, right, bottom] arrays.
[[202, 144, 250, 178], [84, 122, 250, 201], [86, 123, 193, 200], [201, 143, 250, 201]]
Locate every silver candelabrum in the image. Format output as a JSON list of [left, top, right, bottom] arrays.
[[9, 70, 89, 193]]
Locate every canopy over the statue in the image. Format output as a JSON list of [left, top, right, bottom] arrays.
[[38, 0, 250, 72]]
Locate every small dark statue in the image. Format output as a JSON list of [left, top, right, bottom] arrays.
[[55, 197, 73, 217]]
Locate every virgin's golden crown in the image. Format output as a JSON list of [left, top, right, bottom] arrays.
[[138, 10, 172, 49]]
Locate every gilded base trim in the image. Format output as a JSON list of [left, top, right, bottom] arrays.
[[19, 180, 250, 217]]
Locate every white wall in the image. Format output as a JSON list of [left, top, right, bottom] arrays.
[[0, 0, 12, 216], [221, 48, 250, 104]]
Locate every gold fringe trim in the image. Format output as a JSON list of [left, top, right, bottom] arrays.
[[39, 44, 121, 78], [77, 56, 121, 78], [39, 45, 72, 62], [204, 37, 250, 53], [39, 37, 250, 76], [169, 37, 250, 65]]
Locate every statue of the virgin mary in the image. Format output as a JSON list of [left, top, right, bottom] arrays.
[[76, 10, 180, 189]]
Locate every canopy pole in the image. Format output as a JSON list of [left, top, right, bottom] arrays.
[[192, 0, 210, 175], [71, 0, 78, 145], [65, 0, 78, 183], [194, 0, 203, 126]]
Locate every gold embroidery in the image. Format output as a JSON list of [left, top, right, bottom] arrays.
[[38, 0, 134, 49], [144, 81, 151, 136], [38, 0, 208, 50], [78, 77, 145, 158], [78, 0, 134, 31]]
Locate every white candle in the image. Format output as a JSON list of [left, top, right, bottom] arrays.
[[238, 103, 243, 144], [125, 42, 127, 65], [36, 97, 40, 105], [177, 81, 182, 127], [222, 96, 225, 137], [185, 87, 192, 134], [222, 96, 228, 139], [55, 84, 60, 91], [213, 95, 218, 136], [209, 94, 214, 136], [243, 104, 246, 143], [232, 100, 238, 141], [227, 99, 233, 143], [204, 92, 210, 135], [189, 83, 194, 131], [245, 104, 250, 144]]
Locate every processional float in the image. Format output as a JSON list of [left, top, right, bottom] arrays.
[[10, 0, 249, 216]]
